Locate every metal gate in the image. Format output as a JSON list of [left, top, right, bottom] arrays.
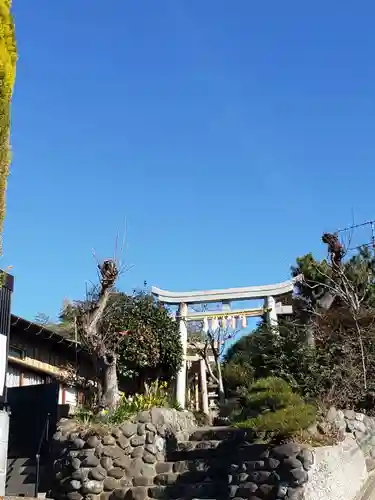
[[7, 383, 59, 458]]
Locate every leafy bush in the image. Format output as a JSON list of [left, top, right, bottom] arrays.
[[222, 359, 254, 394], [74, 380, 179, 426], [74, 406, 96, 426], [231, 377, 316, 439], [223, 323, 313, 393], [117, 292, 183, 384], [237, 377, 310, 413], [223, 318, 375, 413], [59, 291, 183, 390], [235, 404, 316, 435]]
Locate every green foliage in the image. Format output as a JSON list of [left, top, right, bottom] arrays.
[[224, 322, 314, 395], [343, 247, 375, 306], [109, 389, 167, 425], [292, 247, 375, 310], [222, 360, 254, 394], [238, 377, 296, 411], [224, 246, 375, 415], [58, 291, 183, 387], [291, 253, 331, 305], [0, 0, 16, 255], [74, 406, 96, 426], [74, 380, 179, 426], [235, 405, 316, 435], [225, 314, 375, 413], [114, 292, 183, 383], [232, 377, 316, 438]]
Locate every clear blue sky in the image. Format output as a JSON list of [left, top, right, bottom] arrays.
[[5, 1, 375, 322]]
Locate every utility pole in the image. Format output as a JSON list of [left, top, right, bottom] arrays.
[[0, 272, 14, 498]]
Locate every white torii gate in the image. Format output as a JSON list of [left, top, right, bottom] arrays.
[[152, 276, 298, 411]]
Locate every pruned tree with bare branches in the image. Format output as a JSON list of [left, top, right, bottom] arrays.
[[69, 259, 126, 410], [189, 322, 240, 405], [299, 233, 375, 390]]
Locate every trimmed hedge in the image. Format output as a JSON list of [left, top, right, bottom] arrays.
[[232, 377, 316, 438]]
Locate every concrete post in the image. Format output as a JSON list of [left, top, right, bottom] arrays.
[[0, 409, 9, 496], [0, 272, 13, 497], [176, 302, 188, 409], [264, 295, 278, 332], [200, 358, 209, 415]]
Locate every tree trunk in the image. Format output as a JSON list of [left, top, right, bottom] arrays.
[[215, 358, 225, 405], [305, 323, 316, 347], [317, 291, 336, 310], [99, 355, 120, 409], [304, 291, 336, 346]]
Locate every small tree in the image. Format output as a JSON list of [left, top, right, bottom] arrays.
[[189, 323, 240, 405], [58, 289, 183, 397], [222, 237, 375, 413], [300, 234, 375, 390], [109, 291, 183, 388], [71, 259, 123, 410]]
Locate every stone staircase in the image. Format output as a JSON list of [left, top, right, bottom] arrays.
[[147, 426, 246, 500], [53, 417, 310, 500], [5, 455, 52, 498]]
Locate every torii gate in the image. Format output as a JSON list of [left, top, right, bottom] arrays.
[[152, 276, 299, 411]]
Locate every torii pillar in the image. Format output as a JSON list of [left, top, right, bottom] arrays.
[[264, 295, 279, 331], [176, 302, 188, 409]]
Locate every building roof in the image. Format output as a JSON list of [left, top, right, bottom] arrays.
[[10, 314, 82, 351]]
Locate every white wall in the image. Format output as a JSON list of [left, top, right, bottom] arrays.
[[22, 370, 44, 386], [58, 385, 78, 406], [6, 365, 21, 388], [6, 364, 45, 387], [304, 436, 368, 500], [7, 363, 79, 408]]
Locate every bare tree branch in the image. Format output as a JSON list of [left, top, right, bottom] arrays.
[[298, 233, 373, 389]]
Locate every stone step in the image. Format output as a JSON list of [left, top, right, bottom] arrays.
[[154, 468, 225, 486], [148, 481, 227, 499], [168, 440, 234, 461], [169, 438, 265, 462], [6, 456, 51, 497], [189, 426, 247, 442], [176, 440, 223, 451], [156, 459, 227, 475]]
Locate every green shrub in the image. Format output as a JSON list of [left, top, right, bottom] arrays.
[[74, 406, 96, 425], [237, 377, 303, 414], [231, 377, 317, 439], [74, 379, 179, 426], [222, 360, 254, 394], [235, 403, 316, 435]]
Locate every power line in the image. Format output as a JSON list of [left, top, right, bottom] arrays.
[[334, 219, 375, 253], [336, 219, 375, 233]]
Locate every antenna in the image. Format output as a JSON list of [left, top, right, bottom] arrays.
[[335, 219, 375, 255]]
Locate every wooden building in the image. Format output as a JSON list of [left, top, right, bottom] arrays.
[[6, 314, 93, 408]]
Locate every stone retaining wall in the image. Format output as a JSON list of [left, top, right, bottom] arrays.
[[51, 406, 375, 500], [50, 408, 195, 500], [229, 441, 313, 500], [51, 410, 314, 500], [325, 407, 375, 472]]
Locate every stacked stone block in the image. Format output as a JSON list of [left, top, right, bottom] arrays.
[[51, 411, 313, 500]]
